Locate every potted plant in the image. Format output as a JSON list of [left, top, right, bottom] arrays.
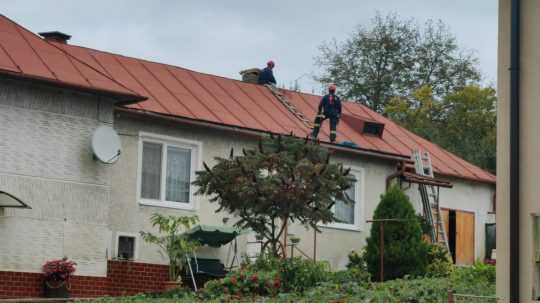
[[42, 257, 76, 298], [141, 213, 199, 291]]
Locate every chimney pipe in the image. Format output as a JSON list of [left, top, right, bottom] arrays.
[[239, 68, 261, 84], [39, 31, 71, 44]]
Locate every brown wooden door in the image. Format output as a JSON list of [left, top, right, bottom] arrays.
[[455, 211, 475, 265]]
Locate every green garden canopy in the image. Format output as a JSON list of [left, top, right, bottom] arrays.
[[186, 225, 241, 247]]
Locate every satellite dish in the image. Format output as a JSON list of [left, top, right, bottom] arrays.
[[92, 125, 121, 164]]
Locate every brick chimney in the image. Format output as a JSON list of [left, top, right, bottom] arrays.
[[239, 68, 261, 84], [39, 31, 71, 44]]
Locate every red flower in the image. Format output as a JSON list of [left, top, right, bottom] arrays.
[[230, 276, 238, 285], [250, 274, 259, 283], [42, 258, 76, 282], [274, 278, 281, 289]]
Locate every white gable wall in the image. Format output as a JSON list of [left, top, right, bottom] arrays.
[[0, 80, 116, 277]]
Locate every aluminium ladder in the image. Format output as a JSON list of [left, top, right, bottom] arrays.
[[412, 149, 450, 253]]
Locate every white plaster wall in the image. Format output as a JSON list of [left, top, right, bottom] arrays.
[[111, 113, 494, 270], [110, 113, 257, 268], [0, 80, 116, 276], [404, 179, 495, 261]]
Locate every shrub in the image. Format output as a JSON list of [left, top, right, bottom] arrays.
[[346, 249, 367, 271], [140, 213, 199, 282], [278, 257, 329, 293], [451, 262, 496, 285], [202, 268, 280, 299], [329, 268, 371, 285], [243, 253, 282, 272], [365, 186, 429, 280], [242, 255, 330, 293], [369, 277, 449, 302], [449, 263, 496, 300], [425, 244, 454, 277]]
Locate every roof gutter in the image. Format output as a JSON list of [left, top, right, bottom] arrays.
[[115, 107, 410, 163], [509, 0, 521, 301]]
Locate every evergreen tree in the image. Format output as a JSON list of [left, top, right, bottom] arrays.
[[193, 135, 355, 257], [365, 186, 429, 280]]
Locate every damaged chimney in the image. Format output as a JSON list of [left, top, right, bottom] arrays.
[[239, 68, 261, 84], [39, 31, 71, 44]]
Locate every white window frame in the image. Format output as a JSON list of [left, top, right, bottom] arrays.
[[322, 167, 365, 231], [137, 132, 202, 210], [115, 232, 139, 261]]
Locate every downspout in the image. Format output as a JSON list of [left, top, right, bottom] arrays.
[[510, 0, 520, 302]]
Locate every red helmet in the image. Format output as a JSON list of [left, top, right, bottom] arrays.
[[329, 84, 337, 92], [267, 60, 275, 68]]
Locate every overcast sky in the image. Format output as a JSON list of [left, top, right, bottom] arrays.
[[4, 1, 498, 93]]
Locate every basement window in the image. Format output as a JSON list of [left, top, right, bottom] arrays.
[[116, 233, 137, 261]]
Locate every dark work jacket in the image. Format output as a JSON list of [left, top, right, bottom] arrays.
[[257, 67, 276, 85], [318, 93, 342, 118]]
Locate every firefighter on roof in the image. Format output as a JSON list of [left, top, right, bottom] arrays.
[[257, 60, 276, 85], [311, 84, 341, 143]]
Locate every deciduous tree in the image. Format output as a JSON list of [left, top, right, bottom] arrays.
[[193, 135, 355, 257], [385, 85, 496, 171], [316, 13, 480, 113]]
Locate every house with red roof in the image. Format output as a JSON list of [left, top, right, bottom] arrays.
[[0, 15, 495, 298]]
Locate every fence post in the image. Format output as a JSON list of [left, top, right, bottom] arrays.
[[448, 290, 455, 303]]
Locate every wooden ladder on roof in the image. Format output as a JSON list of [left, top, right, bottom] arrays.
[[412, 149, 450, 254], [265, 84, 314, 129]]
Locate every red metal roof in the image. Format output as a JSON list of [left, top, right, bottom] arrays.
[[0, 15, 495, 184], [0, 15, 144, 103]]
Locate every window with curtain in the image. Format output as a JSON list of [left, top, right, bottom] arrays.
[[141, 142, 162, 200], [139, 136, 198, 207], [166, 146, 191, 203], [334, 181, 356, 225]]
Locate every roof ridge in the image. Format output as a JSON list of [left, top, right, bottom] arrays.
[[58, 42, 325, 97]]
